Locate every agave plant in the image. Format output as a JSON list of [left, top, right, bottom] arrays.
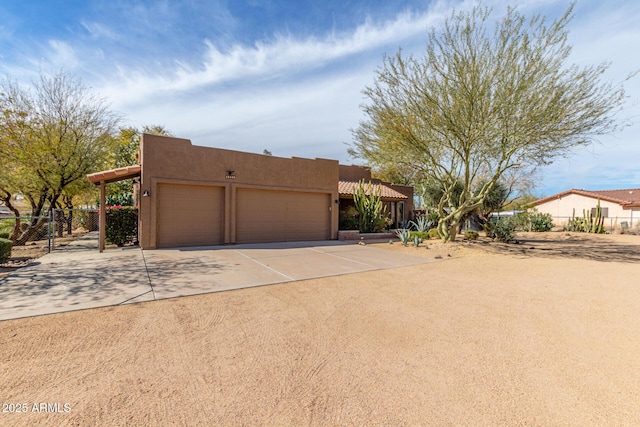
[[395, 228, 411, 246], [409, 216, 432, 232]]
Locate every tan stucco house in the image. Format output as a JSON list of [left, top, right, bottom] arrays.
[[532, 188, 640, 229], [88, 134, 413, 251]]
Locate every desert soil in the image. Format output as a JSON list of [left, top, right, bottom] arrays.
[[1, 232, 640, 426]]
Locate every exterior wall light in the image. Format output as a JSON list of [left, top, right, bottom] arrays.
[[142, 190, 150, 197]]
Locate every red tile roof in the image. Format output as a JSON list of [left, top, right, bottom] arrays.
[[338, 180, 408, 200], [533, 188, 640, 207]]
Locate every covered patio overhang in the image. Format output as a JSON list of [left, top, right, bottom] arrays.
[[87, 165, 141, 252]]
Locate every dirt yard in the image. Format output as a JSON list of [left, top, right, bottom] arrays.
[[1, 232, 640, 426]]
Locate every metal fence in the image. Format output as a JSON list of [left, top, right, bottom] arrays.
[[0, 215, 52, 251], [51, 209, 99, 250], [0, 209, 99, 253]]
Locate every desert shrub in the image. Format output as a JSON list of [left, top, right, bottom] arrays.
[[428, 228, 441, 240], [409, 231, 430, 241], [105, 207, 138, 247], [485, 217, 516, 242], [528, 212, 553, 232], [0, 238, 12, 264], [339, 206, 359, 230], [463, 230, 479, 240], [516, 210, 553, 232]]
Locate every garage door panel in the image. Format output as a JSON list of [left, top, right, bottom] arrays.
[[157, 184, 224, 248], [236, 189, 330, 244]]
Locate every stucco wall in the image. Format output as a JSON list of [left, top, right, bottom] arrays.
[[536, 193, 640, 228], [139, 134, 340, 248], [339, 165, 372, 182]]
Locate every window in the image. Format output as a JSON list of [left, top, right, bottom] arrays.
[[591, 207, 608, 218]]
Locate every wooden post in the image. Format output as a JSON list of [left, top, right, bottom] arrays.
[[99, 180, 106, 253]]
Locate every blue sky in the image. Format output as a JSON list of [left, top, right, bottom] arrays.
[[1, 0, 638, 197]]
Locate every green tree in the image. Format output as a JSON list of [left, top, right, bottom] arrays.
[[107, 125, 172, 204], [0, 71, 119, 244], [349, 4, 633, 241]]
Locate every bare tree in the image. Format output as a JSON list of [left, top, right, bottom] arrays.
[[350, 4, 633, 241]]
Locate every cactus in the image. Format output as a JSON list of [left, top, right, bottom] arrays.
[[353, 180, 387, 233], [568, 200, 605, 233], [591, 200, 605, 233]]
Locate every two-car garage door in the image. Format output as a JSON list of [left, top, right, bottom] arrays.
[[156, 184, 331, 248]]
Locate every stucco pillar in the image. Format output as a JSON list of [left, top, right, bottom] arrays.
[[99, 180, 106, 253]]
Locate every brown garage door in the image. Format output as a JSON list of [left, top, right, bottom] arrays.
[[157, 184, 224, 248], [236, 189, 330, 243]]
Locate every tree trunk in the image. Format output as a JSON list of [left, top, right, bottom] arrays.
[[13, 216, 49, 246], [0, 190, 22, 241], [64, 196, 74, 235]]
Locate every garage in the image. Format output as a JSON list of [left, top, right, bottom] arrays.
[[156, 184, 224, 248], [236, 189, 331, 243]]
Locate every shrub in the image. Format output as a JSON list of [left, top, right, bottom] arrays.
[[339, 206, 359, 230], [0, 238, 12, 264], [428, 228, 441, 240], [463, 230, 479, 240], [528, 212, 553, 232], [409, 231, 430, 241], [105, 207, 138, 247], [516, 210, 554, 232], [0, 231, 9, 239], [485, 217, 516, 242], [105, 193, 134, 207]]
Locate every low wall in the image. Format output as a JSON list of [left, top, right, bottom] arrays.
[[338, 230, 396, 241]]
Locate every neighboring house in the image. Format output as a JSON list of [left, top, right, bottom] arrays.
[[0, 205, 13, 218], [532, 188, 640, 229], [87, 134, 415, 251], [337, 165, 414, 229]]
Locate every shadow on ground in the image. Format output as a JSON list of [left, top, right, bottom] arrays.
[[471, 233, 640, 263]]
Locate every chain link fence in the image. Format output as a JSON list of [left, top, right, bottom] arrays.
[[0, 215, 52, 250], [0, 209, 100, 253], [51, 209, 99, 250]]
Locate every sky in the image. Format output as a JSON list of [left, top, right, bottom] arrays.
[[0, 0, 638, 197]]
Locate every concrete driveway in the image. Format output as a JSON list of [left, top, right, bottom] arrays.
[[0, 234, 433, 321]]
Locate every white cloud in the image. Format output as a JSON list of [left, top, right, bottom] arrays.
[[45, 40, 80, 70], [80, 20, 122, 41], [97, 7, 446, 109]]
